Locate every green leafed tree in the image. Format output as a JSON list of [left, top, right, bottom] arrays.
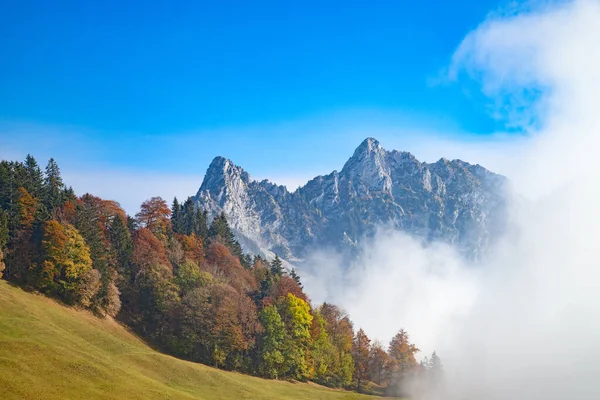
[[258, 305, 286, 378]]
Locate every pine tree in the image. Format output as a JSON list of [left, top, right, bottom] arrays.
[[0, 209, 8, 277], [180, 197, 194, 235], [171, 197, 181, 233], [193, 209, 208, 239], [428, 351, 443, 383], [24, 154, 44, 198], [270, 254, 284, 277], [290, 268, 302, 288], [43, 158, 64, 218], [108, 215, 133, 280], [208, 212, 243, 259]]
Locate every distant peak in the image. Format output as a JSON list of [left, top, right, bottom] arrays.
[[350, 137, 384, 159], [358, 137, 380, 150], [200, 156, 250, 193], [208, 156, 228, 168]]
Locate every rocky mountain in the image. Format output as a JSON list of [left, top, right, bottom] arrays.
[[193, 138, 509, 261]]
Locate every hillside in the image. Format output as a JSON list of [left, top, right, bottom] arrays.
[[0, 281, 387, 400]]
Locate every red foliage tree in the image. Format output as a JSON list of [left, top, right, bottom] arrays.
[[131, 228, 171, 280], [205, 242, 257, 293], [135, 197, 171, 234]]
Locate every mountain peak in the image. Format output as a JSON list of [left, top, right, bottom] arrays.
[[199, 156, 251, 194], [343, 137, 387, 172], [354, 137, 382, 155]]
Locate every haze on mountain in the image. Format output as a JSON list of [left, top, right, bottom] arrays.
[[193, 137, 509, 262]]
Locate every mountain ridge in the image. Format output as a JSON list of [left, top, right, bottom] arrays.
[[193, 138, 508, 261]]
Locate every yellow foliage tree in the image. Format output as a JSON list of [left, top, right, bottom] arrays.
[[39, 220, 95, 304]]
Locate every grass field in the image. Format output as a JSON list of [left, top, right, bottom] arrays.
[[0, 280, 389, 400]]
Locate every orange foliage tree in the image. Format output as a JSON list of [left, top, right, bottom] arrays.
[[135, 196, 171, 235]]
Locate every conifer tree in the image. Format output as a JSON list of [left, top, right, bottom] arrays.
[[270, 254, 284, 277], [171, 197, 182, 233], [208, 212, 243, 259], [290, 268, 302, 288], [24, 154, 44, 198], [193, 208, 208, 239], [43, 158, 64, 217]]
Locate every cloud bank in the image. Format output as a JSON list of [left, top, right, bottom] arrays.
[[303, 1, 600, 399]]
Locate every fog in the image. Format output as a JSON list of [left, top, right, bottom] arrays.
[[303, 1, 600, 398]]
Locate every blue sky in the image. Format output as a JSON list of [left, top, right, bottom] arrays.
[[0, 0, 518, 212]]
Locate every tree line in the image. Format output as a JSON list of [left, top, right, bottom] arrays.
[[0, 155, 443, 396]]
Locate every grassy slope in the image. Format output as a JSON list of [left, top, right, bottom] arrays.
[[0, 281, 386, 400]]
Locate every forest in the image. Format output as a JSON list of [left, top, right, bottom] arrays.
[[0, 155, 442, 396]]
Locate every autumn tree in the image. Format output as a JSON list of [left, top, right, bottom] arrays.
[[308, 310, 338, 385], [205, 242, 257, 294], [135, 197, 171, 235], [131, 228, 170, 279], [277, 293, 313, 380], [176, 283, 260, 370], [122, 227, 173, 329], [386, 329, 420, 395], [270, 275, 308, 303], [36, 220, 95, 305], [73, 194, 126, 316], [8, 187, 39, 281], [174, 259, 213, 294], [319, 303, 355, 387], [353, 328, 372, 391], [369, 341, 389, 386], [176, 233, 205, 265]]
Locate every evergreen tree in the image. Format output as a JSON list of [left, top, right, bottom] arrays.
[[0, 209, 8, 277], [428, 351, 443, 383], [270, 254, 284, 277], [108, 215, 133, 280], [0, 209, 8, 250], [290, 268, 302, 288], [171, 197, 182, 233], [43, 158, 64, 217], [208, 212, 243, 259], [24, 154, 44, 198], [180, 197, 194, 235], [193, 208, 208, 239]]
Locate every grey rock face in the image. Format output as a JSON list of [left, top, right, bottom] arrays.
[[193, 138, 508, 261]]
